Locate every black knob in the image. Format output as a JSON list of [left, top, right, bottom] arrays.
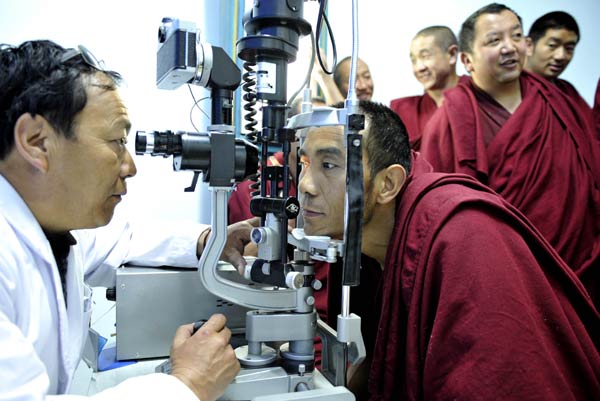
[[106, 287, 116, 301]]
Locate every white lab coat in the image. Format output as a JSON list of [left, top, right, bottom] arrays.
[[0, 175, 208, 400]]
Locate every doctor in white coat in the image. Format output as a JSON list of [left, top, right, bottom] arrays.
[[0, 40, 249, 401]]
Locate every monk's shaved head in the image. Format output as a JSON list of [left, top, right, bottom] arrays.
[[414, 26, 458, 52]]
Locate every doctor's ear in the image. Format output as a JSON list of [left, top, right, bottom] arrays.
[[13, 113, 52, 173]]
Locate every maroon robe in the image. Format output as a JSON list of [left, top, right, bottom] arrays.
[[594, 78, 600, 138], [554, 78, 596, 138], [420, 71, 600, 307], [390, 93, 437, 150], [554, 79, 591, 114], [368, 152, 600, 401]]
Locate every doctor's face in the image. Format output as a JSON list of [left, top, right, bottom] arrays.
[[50, 74, 137, 230]]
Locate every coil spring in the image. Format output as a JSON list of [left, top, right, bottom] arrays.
[[249, 173, 261, 197], [242, 60, 258, 143], [242, 60, 261, 197]]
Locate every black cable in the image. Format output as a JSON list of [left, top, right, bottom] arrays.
[[315, 0, 337, 75], [323, 12, 337, 68]]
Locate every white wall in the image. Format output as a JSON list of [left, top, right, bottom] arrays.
[[2, 0, 598, 224], [323, 0, 600, 105], [0, 0, 215, 223]]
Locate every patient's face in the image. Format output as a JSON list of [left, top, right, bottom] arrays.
[[298, 126, 347, 239]]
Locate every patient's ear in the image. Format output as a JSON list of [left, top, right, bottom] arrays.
[[13, 113, 52, 173], [374, 164, 406, 205]]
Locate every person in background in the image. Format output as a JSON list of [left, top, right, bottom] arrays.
[[390, 25, 461, 149], [312, 55, 374, 104], [526, 11, 579, 83], [525, 11, 592, 117], [0, 40, 256, 401], [420, 3, 600, 308]]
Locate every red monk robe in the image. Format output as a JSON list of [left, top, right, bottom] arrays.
[[367, 152, 600, 401], [390, 77, 469, 150], [420, 71, 600, 307], [390, 93, 437, 150], [554, 79, 592, 115], [553, 78, 596, 138], [594, 78, 600, 139]]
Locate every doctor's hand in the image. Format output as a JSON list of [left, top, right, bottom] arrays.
[[198, 218, 259, 274], [170, 314, 240, 401]]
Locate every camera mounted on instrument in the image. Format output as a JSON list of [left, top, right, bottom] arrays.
[[137, 17, 259, 191]]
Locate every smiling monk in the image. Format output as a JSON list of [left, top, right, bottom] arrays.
[[420, 3, 600, 309]]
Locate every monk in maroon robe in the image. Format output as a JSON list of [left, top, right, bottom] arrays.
[[524, 11, 594, 139], [390, 26, 460, 150], [298, 100, 600, 401], [421, 4, 600, 307]]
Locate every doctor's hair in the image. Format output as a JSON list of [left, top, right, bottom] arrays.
[[459, 3, 522, 54], [528, 11, 580, 45], [414, 25, 458, 52], [0, 40, 122, 160], [332, 101, 412, 177]]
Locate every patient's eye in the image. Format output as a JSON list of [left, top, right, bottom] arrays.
[[299, 155, 310, 168]]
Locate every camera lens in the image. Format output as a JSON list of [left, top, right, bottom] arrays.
[[135, 131, 149, 155], [135, 130, 183, 156]]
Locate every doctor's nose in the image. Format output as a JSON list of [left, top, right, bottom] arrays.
[[121, 149, 137, 179]]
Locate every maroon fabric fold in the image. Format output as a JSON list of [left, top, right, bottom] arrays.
[[553, 78, 595, 139], [390, 93, 437, 150], [368, 153, 600, 400], [421, 71, 600, 307], [594, 78, 600, 139], [554, 78, 592, 115]]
